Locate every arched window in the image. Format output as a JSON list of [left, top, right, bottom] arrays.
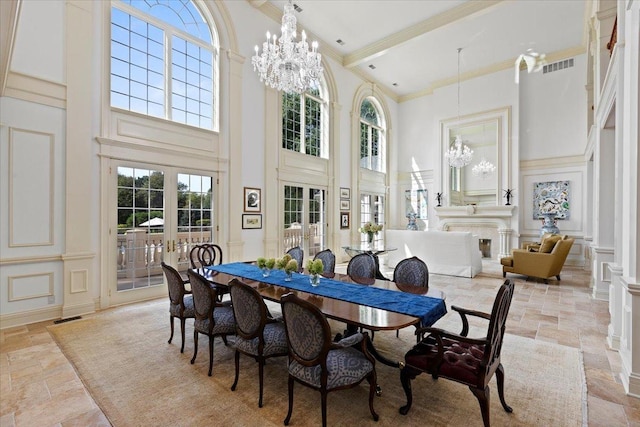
[[282, 80, 328, 158], [110, 0, 217, 130], [360, 98, 385, 172]]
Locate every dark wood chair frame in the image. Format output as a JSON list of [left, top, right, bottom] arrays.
[[161, 261, 193, 353], [228, 278, 288, 408], [187, 269, 235, 376], [281, 293, 379, 427], [189, 243, 223, 270], [399, 280, 515, 427], [393, 256, 430, 338]]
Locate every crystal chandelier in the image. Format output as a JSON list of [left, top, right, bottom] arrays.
[[472, 159, 496, 178], [445, 48, 473, 168], [251, 0, 323, 94]]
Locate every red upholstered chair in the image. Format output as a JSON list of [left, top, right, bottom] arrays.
[[399, 280, 515, 427]]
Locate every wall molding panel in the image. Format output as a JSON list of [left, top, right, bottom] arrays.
[[8, 127, 54, 247], [8, 272, 54, 302]]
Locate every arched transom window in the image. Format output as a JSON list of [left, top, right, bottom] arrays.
[[282, 80, 328, 158], [360, 98, 385, 172], [110, 0, 218, 130]]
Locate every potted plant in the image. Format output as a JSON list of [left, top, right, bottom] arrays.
[[358, 222, 383, 244], [283, 259, 298, 281]]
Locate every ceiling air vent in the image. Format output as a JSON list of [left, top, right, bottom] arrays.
[[368, 64, 376, 70], [543, 58, 574, 74], [293, 3, 302, 12]]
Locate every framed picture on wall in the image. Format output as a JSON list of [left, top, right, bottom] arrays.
[[244, 187, 261, 212], [340, 212, 350, 229], [340, 187, 350, 199], [242, 214, 262, 229], [340, 200, 350, 211]]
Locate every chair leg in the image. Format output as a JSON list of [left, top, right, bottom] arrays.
[[399, 366, 416, 415], [191, 330, 199, 364], [556, 274, 561, 281], [208, 335, 214, 376], [320, 390, 328, 427], [284, 376, 294, 425], [366, 372, 379, 421], [231, 350, 240, 391], [495, 363, 513, 413], [168, 315, 175, 344], [470, 385, 491, 427], [258, 358, 265, 408], [502, 271, 506, 278], [179, 317, 186, 353]]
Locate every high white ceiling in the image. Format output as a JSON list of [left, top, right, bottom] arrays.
[[249, 0, 589, 101]]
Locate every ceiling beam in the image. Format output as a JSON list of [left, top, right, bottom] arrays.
[[343, 0, 504, 69]]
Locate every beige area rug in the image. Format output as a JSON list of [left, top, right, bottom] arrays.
[[48, 299, 586, 427]]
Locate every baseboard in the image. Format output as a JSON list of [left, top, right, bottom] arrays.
[[0, 305, 62, 330]]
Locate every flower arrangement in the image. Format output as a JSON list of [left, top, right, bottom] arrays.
[[275, 254, 292, 270], [284, 259, 298, 274], [306, 259, 324, 275], [358, 222, 383, 234], [257, 257, 276, 277], [265, 258, 275, 269], [256, 257, 267, 268]]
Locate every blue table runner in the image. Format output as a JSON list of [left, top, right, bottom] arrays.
[[207, 262, 447, 327]]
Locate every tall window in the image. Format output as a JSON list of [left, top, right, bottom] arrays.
[[282, 81, 327, 157], [360, 193, 385, 245], [360, 98, 385, 171], [110, 0, 217, 130]]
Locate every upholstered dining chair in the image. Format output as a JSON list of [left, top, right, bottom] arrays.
[[189, 243, 223, 270], [228, 278, 288, 408], [187, 269, 236, 376], [346, 253, 377, 280], [392, 256, 430, 337], [313, 249, 336, 274], [280, 293, 379, 427], [286, 246, 304, 272], [190, 243, 227, 301], [161, 262, 195, 353], [398, 279, 515, 427]]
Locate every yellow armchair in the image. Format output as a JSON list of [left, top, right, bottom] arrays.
[[500, 238, 574, 283]]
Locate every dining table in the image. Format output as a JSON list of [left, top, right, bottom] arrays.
[[202, 261, 447, 369]]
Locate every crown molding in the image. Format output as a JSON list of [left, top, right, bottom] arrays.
[[520, 155, 585, 171]]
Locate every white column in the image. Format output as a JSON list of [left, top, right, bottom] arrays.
[[497, 228, 512, 259], [62, 1, 96, 318], [608, 265, 624, 350]]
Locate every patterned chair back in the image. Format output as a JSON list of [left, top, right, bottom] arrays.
[[187, 269, 218, 332], [229, 278, 267, 340], [393, 256, 429, 288], [286, 246, 304, 271], [313, 249, 336, 273], [281, 293, 332, 365], [347, 253, 377, 279], [161, 262, 186, 307], [189, 243, 223, 269]]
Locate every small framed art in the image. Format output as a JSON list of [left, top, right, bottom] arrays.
[[244, 187, 261, 212], [340, 200, 350, 211], [242, 214, 262, 229], [340, 187, 350, 199], [340, 212, 350, 229]]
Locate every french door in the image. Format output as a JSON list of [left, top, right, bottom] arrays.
[[109, 161, 216, 305], [282, 184, 327, 260]]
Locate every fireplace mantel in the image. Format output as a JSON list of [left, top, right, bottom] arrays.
[[434, 205, 516, 258]]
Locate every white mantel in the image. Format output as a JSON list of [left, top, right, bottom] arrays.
[[435, 205, 516, 258]]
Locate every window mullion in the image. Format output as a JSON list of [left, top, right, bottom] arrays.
[[165, 31, 172, 121], [300, 94, 306, 154]]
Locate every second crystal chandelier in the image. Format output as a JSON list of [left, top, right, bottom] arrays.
[[252, 0, 323, 94], [445, 48, 473, 168]]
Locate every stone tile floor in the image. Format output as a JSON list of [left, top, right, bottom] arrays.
[[1, 260, 638, 426]]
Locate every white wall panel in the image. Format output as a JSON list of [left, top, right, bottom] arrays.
[[9, 128, 54, 246], [8, 272, 53, 301]]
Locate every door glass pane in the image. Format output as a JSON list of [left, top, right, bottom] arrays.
[[116, 167, 165, 291], [360, 193, 385, 246], [283, 185, 303, 251], [177, 173, 214, 273], [307, 188, 325, 258]]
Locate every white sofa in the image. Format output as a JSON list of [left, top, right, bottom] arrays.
[[385, 230, 483, 278]]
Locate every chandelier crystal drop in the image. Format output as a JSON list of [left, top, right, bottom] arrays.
[[446, 48, 473, 168], [472, 158, 496, 178], [446, 135, 474, 168], [251, 0, 323, 94]]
